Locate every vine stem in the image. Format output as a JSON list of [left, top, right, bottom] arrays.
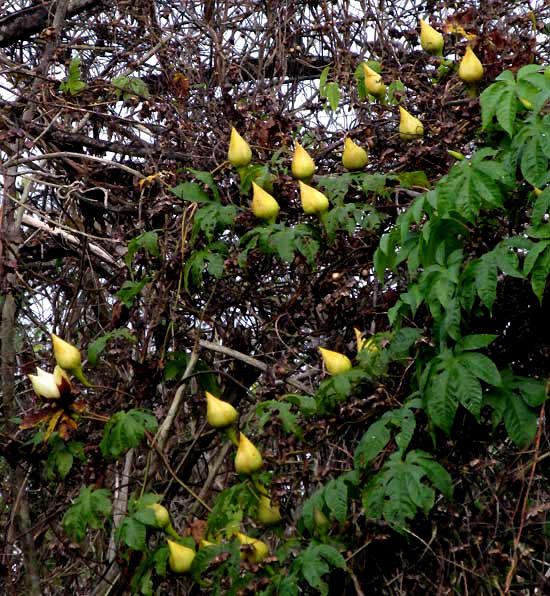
[[503, 402, 546, 594]]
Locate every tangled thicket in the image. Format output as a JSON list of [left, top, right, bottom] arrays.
[[1, 1, 550, 594]]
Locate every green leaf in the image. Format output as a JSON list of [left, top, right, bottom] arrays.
[[450, 361, 483, 420], [408, 450, 453, 500], [87, 328, 135, 367], [192, 203, 237, 242], [125, 231, 160, 269], [456, 352, 501, 386], [170, 181, 211, 203], [117, 516, 147, 551], [354, 418, 391, 469], [63, 486, 112, 542], [530, 244, 550, 302], [325, 82, 340, 111], [60, 56, 86, 95], [475, 254, 498, 311], [319, 66, 330, 96], [187, 168, 220, 201], [100, 409, 158, 460], [299, 543, 346, 595], [503, 392, 538, 447], [112, 75, 149, 99], [456, 334, 498, 352], [424, 367, 457, 434], [256, 400, 303, 438], [116, 277, 149, 307], [324, 478, 348, 523], [521, 136, 549, 187]]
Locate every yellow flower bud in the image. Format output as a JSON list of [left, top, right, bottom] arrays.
[[342, 137, 368, 171], [235, 433, 263, 475], [298, 181, 329, 215], [251, 182, 280, 223], [399, 106, 423, 141], [313, 507, 330, 531], [291, 142, 316, 180], [205, 391, 238, 429], [458, 46, 483, 84], [420, 19, 444, 56], [319, 347, 352, 375], [228, 127, 252, 167], [362, 63, 386, 98], [51, 333, 82, 371], [148, 503, 170, 529], [199, 538, 216, 549], [236, 532, 269, 563], [257, 495, 282, 525], [167, 540, 195, 573]]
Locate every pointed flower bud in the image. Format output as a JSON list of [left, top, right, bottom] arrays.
[[319, 347, 352, 375], [205, 391, 238, 429], [148, 503, 171, 529], [291, 142, 316, 180], [399, 106, 423, 141], [257, 495, 282, 525], [298, 181, 329, 215], [362, 63, 386, 98], [236, 532, 269, 563], [235, 432, 263, 475], [342, 137, 368, 171], [354, 328, 367, 353], [458, 46, 483, 84], [251, 182, 280, 223], [51, 333, 90, 386], [51, 333, 81, 371], [167, 540, 195, 573], [420, 19, 444, 56], [228, 127, 252, 167]]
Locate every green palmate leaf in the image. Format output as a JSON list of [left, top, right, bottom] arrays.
[[125, 231, 160, 269], [187, 167, 220, 200], [184, 244, 227, 290], [87, 328, 135, 367], [111, 75, 149, 99], [316, 174, 353, 202], [116, 516, 148, 551], [299, 543, 346, 596], [391, 405, 417, 453], [485, 386, 538, 447], [63, 486, 112, 542], [256, 400, 303, 438], [407, 450, 453, 500], [116, 277, 149, 307], [60, 56, 87, 95], [207, 483, 255, 536], [192, 203, 237, 242], [170, 181, 211, 203], [100, 409, 158, 460], [363, 452, 434, 529], [45, 435, 85, 480]]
